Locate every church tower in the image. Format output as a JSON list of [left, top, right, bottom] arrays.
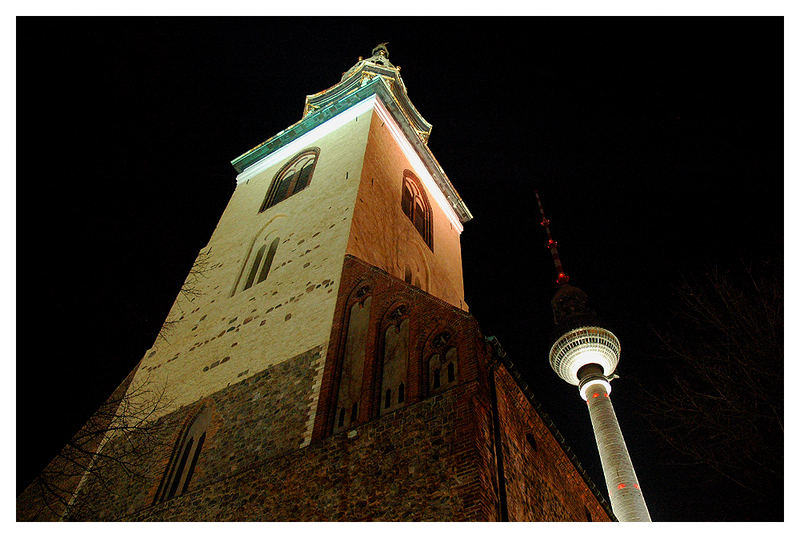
[[19, 45, 616, 522]]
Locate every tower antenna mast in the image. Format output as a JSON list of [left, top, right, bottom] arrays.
[[535, 190, 570, 286]]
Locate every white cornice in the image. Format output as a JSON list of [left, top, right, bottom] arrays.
[[235, 94, 464, 233], [235, 95, 378, 185]]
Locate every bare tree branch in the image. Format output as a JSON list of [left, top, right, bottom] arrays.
[[157, 247, 216, 344], [18, 372, 177, 521], [636, 257, 782, 505]]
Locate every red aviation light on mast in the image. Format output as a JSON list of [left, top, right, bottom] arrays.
[[534, 190, 570, 286]]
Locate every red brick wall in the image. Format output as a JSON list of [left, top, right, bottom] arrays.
[[21, 253, 614, 522], [309, 254, 611, 522], [313, 255, 483, 442], [129, 388, 483, 521], [493, 365, 612, 521]]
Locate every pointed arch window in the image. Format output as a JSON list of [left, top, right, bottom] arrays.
[[154, 407, 210, 504], [429, 347, 458, 395], [333, 289, 372, 434], [260, 148, 320, 212], [234, 234, 280, 295], [401, 171, 433, 250], [380, 307, 410, 415]]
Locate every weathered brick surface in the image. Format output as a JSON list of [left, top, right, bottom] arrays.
[[493, 365, 612, 521], [313, 255, 481, 442], [128, 390, 470, 521], [29, 257, 614, 521], [63, 346, 323, 521]]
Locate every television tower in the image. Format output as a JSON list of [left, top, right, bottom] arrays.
[[535, 191, 651, 522]]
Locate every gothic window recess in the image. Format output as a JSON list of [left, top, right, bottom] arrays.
[[401, 170, 433, 250], [429, 346, 458, 394], [333, 292, 372, 433], [381, 307, 410, 415], [260, 148, 320, 212], [154, 406, 210, 504], [234, 234, 280, 295]]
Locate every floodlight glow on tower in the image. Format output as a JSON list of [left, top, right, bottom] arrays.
[[536, 190, 651, 522]]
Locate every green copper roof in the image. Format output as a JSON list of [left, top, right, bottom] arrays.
[[231, 53, 472, 223]]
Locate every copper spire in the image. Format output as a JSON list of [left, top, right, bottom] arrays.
[[535, 190, 570, 286]]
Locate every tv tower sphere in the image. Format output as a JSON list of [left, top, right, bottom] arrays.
[[549, 326, 620, 400]]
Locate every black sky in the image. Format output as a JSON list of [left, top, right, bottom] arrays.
[[16, 17, 783, 521]]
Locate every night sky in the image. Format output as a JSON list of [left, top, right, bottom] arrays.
[[17, 17, 783, 522]]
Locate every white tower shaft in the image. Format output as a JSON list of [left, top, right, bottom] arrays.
[[584, 381, 651, 522]]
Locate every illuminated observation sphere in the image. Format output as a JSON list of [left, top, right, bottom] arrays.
[[548, 326, 620, 386]]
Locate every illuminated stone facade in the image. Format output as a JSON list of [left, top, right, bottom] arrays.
[[18, 45, 613, 522]]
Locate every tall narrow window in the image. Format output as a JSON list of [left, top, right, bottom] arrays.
[[182, 432, 205, 495], [155, 407, 210, 504], [333, 291, 372, 434], [380, 312, 410, 415], [400, 171, 433, 250], [260, 148, 320, 212], [167, 439, 193, 499], [235, 233, 280, 295], [444, 347, 458, 386], [429, 347, 458, 394], [256, 236, 280, 284], [401, 182, 413, 217], [243, 244, 266, 291]]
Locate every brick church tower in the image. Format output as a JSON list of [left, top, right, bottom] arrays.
[[18, 45, 614, 522]]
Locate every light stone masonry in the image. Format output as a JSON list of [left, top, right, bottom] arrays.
[[130, 105, 376, 421]]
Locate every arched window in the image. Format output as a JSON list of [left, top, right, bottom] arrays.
[[429, 346, 458, 394], [155, 407, 210, 504], [243, 244, 266, 290], [333, 288, 372, 434], [235, 235, 280, 294], [400, 171, 433, 250], [256, 236, 279, 285], [380, 307, 410, 415], [260, 148, 320, 212]]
